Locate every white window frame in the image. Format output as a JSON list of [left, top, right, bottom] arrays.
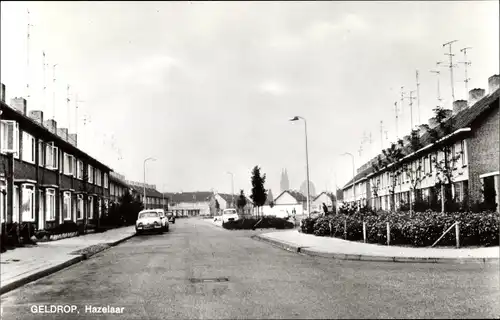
[[104, 173, 109, 189], [0, 180, 6, 223], [45, 188, 56, 221], [45, 142, 59, 170], [0, 120, 20, 157], [73, 157, 78, 178], [13, 185, 19, 222], [22, 131, 36, 164], [64, 153, 75, 176], [21, 184, 35, 222], [63, 191, 72, 221], [77, 194, 84, 220], [88, 196, 94, 218], [95, 169, 101, 187], [77, 160, 84, 180], [461, 140, 466, 166], [88, 165, 94, 184], [38, 140, 45, 167], [39, 189, 44, 223]]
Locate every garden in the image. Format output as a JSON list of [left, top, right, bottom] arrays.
[[300, 203, 499, 248], [222, 216, 295, 230]]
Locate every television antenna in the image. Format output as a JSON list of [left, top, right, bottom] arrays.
[[443, 40, 459, 102], [459, 47, 472, 101]]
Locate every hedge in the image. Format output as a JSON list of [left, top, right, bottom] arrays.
[[301, 210, 500, 247], [222, 217, 295, 230]]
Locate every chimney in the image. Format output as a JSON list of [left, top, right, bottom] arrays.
[[418, 124, 428, 136], [428, 117, 439, 128], [0, 83, 5, 103], [452, 100, 467, 115], [443, 109, 453, 120], [403, 134, 412, 145], [488, 75, 500, 94], [29, 110, 44, 125], [10, 97, 27, 115], [68, 133, 78, 147], [468, 88, 485, 107], [57, 128, 68, 141], [44, 119, 58, 134]]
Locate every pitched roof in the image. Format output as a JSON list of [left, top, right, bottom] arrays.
[[129, 185, 163, 198], [342, 89, 500, 189], [163, 191, 212, 203], [109, 173, 128, 187], [1, 101, 112, 172], [275, 190, 307, 202], [313, 192, 336, 202]]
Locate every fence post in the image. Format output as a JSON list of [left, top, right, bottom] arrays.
[[455, 221, 460, 248], [363, 221, 367, 243], [344, 219, 347, 240], [386, 222, 390, 246]]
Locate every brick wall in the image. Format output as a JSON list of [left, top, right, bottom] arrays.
[[467, 102, 499, 203]]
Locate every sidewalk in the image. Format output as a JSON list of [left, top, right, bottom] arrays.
[[253, 230, 500, 264], [0, 226, 136, 295]]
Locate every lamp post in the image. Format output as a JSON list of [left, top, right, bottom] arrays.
[[290, 116, 311, 218], [143, 157, 156, 209], [226, 172, 234, 208], [341, 152, 356, 207]]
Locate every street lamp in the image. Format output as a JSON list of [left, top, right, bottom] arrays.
[[290, 116, 311, 218], [226, 172, 234, 208], [341, 152, 356, 206], [143, 157, 156, 209]]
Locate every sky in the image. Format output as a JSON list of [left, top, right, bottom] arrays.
[[1, 1, 499, 195]]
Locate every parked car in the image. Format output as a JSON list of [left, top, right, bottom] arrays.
[[155, 209, 170, 231], [167, 211, 176, 224], [135, 210, 168, 235], [221, 209, 239, 224]]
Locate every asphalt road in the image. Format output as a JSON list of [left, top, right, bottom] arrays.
[[1, 218, 499, 319]]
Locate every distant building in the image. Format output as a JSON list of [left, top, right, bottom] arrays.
[[299, 180, 317, 198], [126, 180, 165, 210], [312, 192, 336, 213], [209, 192, 253, 216], [280, 169, 290, 192], [165, 191, 212, 217], [273, 190, 307, 215]]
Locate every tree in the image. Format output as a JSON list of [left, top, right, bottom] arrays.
[[372, 140, 405, 211], [236, 190, 247, 214], [250, 166, 267, 217], [427, 106, 463, 212], [402, 129, 427, 215]]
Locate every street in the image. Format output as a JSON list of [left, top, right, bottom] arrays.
[[1, 218, 499, 319]]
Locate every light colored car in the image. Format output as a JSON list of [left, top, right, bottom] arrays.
[[155, 209, 170, 231], [222, 209, 239, 224], [135, 210, 168, 234]]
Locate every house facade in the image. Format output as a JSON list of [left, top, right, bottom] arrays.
[[273, 190, 307, 215], [109, 172, 128, 204], [312, 192, 336, 212], [166, 191, 212, 217], [342, 75, 500, 213], [209, 193, 253, 216], [126, 180, 165, 210], [1, 93, 111, 232]]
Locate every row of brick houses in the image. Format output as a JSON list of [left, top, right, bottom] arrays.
[[341, 75, 500, 213], [0, 82, 165, 237], [126, 180, 166, 210]]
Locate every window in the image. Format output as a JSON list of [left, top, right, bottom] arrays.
[[104, 173, 109, 189], [39, 190, 44, 221], [77, 194, 84, 219], [460, 140, 466, 166], [77, 160, 84, 179], [13, 186, 19, 222], [0, 180, 6, 223], [453, 182, 463, 202], [45, 143, 58, 170], [45, 189, 56, 221], [63, 192, 72, 220], [64, 153, 74, 176], [88, 196, 94, 218], [423, 156, 428, 174], [98, 198, 102, 217], [95, 169, 101, 186], [0, 120, 20, 157], [22, 132, 36, 163], [21, 184, 35, 221], [73, 157, 78, 178], [88, 165, 94, 184], [38, 140, 45, 166]]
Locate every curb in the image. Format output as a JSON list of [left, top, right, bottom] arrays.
[[0, 256, 84, 295], [0, 233, 136, 296], [252, 235, 500, 265]]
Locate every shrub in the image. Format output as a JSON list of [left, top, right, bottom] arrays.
[[304, 210, 499, 247], [222, 217, 294, 230]]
